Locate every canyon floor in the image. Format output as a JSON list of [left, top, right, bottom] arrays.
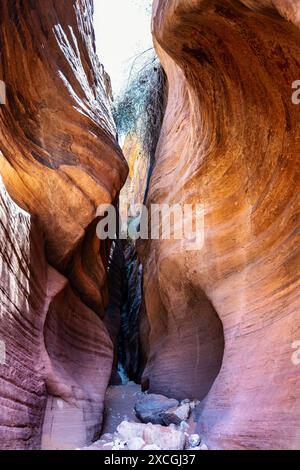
[[102, 383, 144, 436]]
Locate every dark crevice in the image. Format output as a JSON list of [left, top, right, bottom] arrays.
[[106, 238, 144, 385]]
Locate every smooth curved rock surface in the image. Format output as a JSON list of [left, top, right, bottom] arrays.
[[140, 0, 300, 449], [0, 0, 127, 311], [0, 0, 127, 449], [41, 267, 114, 449]]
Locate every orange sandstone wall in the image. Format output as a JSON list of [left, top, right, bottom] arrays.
[[140, 0, 300, 449], [0, 0, 127, 449]]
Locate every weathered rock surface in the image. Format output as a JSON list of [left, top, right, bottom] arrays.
[[81, 384, 202, 450], [0, 178, 47, 449], [143, 444, 161, 450], [0, 0, 127, 449], [138, 0, 300, 449], [142, 422, 185, 450], [134, 393, 191, 425], [127, 437, 145, 450], [164, 403, 190, 425], [122, 134, 150, 208], [116, 420, 185, 450], [188, 434, 201, 448], [41, 270, 113, 449], [1, 181, 110, 450], [135, 393, 179, 424], [0, 0, 127, 313]]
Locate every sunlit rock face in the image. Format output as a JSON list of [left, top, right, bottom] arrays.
[[122, 134, 150, 208], [0, 0, 127, 312], [141, 0, 300, 449], [0, 0, 127, 449]]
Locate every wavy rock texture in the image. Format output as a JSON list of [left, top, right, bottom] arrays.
[[140, 0, 300, 449], [0, 178, 47, 449], [0, 0, 127, 449], [0, 0, 127, 314]]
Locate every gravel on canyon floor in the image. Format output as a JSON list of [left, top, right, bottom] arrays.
[[81, 382, 208, 451]]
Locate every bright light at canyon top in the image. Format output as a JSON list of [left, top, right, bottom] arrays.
[[93, 0, 152, 96]]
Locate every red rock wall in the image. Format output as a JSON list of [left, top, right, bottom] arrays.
[[141, 0, 300, 449], [0, 178, 47, 449], [0, 0, 127, 449]]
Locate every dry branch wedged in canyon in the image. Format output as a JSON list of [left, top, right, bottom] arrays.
[[0, 0, 127, 449], [137, 0, 300, 449]]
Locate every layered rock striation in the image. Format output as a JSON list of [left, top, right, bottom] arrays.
[[0, 0, 127, 449], [139, 0, 300, 449]]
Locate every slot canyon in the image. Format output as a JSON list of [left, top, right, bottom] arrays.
[[0, 0, 299, 452]]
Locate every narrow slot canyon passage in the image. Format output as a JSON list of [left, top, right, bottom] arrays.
[[89, 1, 226, 448], [0, 0, 299, 453]]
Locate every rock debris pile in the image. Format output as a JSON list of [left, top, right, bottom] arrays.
[[82, 392, 208, 451]]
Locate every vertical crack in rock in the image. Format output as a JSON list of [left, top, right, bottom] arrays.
[[119, 241, 144, 382]]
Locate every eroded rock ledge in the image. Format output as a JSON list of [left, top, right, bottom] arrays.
[[0, 0, 127, 449], [138, 0, 300, 449]]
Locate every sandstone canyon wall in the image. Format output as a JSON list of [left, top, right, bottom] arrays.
[[0, 0, 127, 449], [122, 134, 150, 209], [139, 0, 300, 449]]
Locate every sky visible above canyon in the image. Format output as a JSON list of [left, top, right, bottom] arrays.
[[94, 0, 152, 97]]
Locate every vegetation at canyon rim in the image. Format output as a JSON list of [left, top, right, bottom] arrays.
[[113, 53, 167, 167]]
